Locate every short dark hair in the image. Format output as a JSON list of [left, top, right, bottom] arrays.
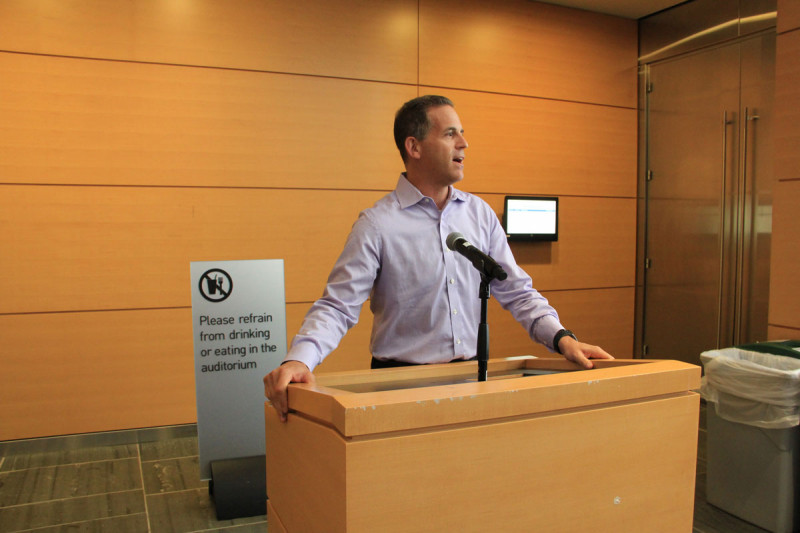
[[393, 95, 455, 162]]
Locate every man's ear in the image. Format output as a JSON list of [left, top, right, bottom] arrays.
[[404, 137, 421, 160]]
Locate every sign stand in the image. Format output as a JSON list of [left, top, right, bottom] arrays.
[[190, 260, 287, 520], [210, 455, 267, 520]]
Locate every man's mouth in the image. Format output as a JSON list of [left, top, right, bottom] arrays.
[[453, 157, 464, 165]]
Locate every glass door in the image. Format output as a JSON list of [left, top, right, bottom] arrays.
[[642, 34, 775, 364], [643, 44, 741, 364]]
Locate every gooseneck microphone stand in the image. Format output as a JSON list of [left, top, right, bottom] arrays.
[[477, 273, 492, 382], [445, 231, 506, 382]]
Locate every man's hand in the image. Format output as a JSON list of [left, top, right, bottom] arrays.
[[264, 360, 315, 422], [558, 336, 614, 369]]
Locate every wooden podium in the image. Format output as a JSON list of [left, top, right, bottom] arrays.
[[265, 357, 701, 532]]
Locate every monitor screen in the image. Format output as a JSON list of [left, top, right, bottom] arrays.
[[503, 196, 558, 241]]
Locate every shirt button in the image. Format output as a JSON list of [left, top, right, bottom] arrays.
[[452, 309, 458, 315], [456, 339, 462, 345], [449, 278, 455, 284]]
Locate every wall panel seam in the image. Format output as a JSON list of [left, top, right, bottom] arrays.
[[0, 287, 633, 317], [0, 183, 638, 200], [417, 0, 421, 89], [0, 49, 419, 90], [0, 183, 396, 194], [0, 50, 636, 112], [541, 286, 634, 293], [0, 302, 327, 316], [768, 323, 800, 331], [418, 84, 637, 111], [0, 306, 192, 317], [473, 191, 637, 200]]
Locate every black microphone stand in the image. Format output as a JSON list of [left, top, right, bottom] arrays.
[[477, 272, 492, 382]]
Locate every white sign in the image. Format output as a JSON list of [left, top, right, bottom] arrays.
[[190, 259, 287, 479]]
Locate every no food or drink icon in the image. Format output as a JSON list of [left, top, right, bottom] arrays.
[[199, 268, 233, 303]]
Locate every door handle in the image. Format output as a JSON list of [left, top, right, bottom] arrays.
[[734, 108, 759, 341], [718, 110, 734, 347]]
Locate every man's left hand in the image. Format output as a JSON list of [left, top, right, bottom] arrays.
[[558, 336, 614, 369]]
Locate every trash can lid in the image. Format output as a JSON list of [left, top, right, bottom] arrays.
[[736, 340, 800, 360]]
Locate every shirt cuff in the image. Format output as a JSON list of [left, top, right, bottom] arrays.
[[533, 315, 565, 352], [284, 342, 322, 373]]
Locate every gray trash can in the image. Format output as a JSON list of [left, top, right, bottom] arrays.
[[700, 341, 800, 533]]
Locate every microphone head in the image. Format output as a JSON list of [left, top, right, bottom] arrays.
[[446, 232, 465, 251]]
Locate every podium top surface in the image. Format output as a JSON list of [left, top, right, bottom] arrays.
[[273, 357, 701, 437]]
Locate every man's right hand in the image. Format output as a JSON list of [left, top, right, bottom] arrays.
[[264, 360, 315, 422]]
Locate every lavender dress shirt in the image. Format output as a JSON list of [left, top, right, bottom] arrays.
[[287, 175, 564, 371]]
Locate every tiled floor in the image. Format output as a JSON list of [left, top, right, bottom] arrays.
[[0, 402, 775, 532], [0, 428, 266, 532]]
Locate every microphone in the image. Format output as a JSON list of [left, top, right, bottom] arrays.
[[446, 232, 507, 281]]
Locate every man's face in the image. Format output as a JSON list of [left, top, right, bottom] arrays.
[[414, 105, 468, 187]]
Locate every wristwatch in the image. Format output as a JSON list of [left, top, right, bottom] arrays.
[[553, 329, 578, 354]]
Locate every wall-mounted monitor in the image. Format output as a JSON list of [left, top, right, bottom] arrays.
[[503, 196, 558, 242]]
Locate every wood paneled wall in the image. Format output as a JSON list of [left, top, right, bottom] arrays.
[[0, 0, 637, 440], [769, 2, 800, 339]]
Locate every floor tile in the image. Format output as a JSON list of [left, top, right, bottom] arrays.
[[21, 512, 150, 532], [0, 444, 139, 472], [142, 456, 208, 495], [0, 459, 142, 507], [140, 437, 199, 462], [0, 490, 145, 531], [146, 488, 265, 533], [211, 523, 268, 532]]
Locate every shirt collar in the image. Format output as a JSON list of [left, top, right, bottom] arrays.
[[395, 173, 467, 209]]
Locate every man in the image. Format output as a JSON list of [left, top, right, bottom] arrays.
[[265, 95, 613, 421]]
